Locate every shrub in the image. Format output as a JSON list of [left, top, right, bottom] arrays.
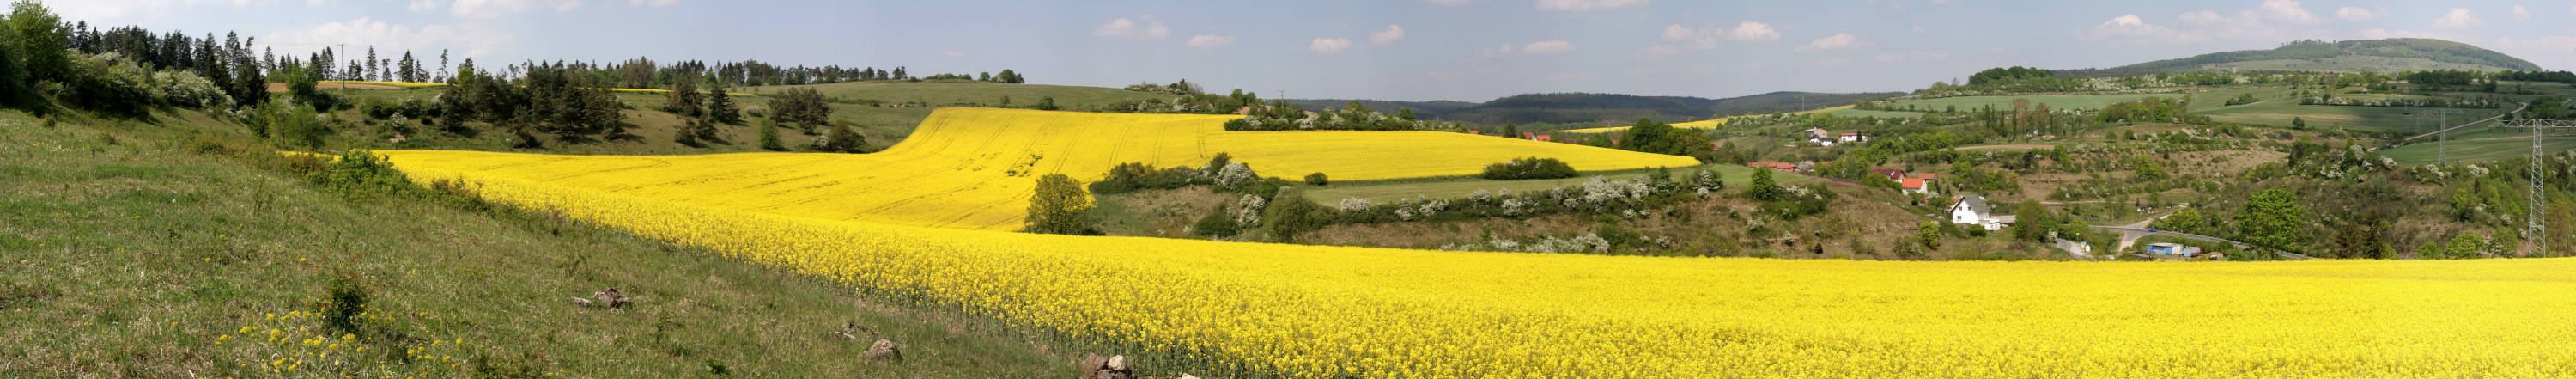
[[1193, 205, 1240, 238], [1091, 162, 1199, 194], [1305, 172, 1329, 186], [65, 52, 161, 115], [770, 88, 832, 126], [1480, 157, 1578, 180], [153, 70, 233, 109], [757, 121, 785, 151], [321, 273, 371, 334], [1026, 174, 1099, 235], [1259, 190, 1332, 241], [811, 122, 866, 153]]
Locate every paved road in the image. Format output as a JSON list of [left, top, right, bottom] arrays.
[[2090, 225, 2314, 260], [2401, 101, 2530, 141]]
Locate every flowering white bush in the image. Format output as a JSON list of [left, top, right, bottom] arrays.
[[1337, 198, 1374, 212]]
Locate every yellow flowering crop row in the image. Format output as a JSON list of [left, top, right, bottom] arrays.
[[378, 108, 1698, 230], [374, 162, 2576, 378]]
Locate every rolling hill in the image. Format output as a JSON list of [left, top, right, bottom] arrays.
[[378, 108, 1697, 231], [1289, 90, 1899, 126], [2060, 38, 2543, 77]]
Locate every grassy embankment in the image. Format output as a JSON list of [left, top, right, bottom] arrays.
[[0, 108, 1084, 377]]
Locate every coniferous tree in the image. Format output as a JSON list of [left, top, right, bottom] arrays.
[[705, 83, 740, 125], [364, 46, 378, 82], [663, 77, 702, 119]]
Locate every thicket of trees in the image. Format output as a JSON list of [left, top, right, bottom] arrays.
[[1479, 157, 1577, 180], [437, 61, 624, 147]]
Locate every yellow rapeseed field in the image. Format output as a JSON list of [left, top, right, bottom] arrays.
[[1561, 105, 1856, 134], [380, 107, 1698, 230], [372, 162, 2576, 378]]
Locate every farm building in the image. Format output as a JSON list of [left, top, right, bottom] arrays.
[[1521, 132, 1553, 143], [1869, 169, 1905, 180], [1839, 132, 1867, 143], [1949, 194, 2014, 231]]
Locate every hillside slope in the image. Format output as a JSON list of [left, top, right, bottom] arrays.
[[381, 134, 2576, 378], [0, 109, 1073, 378], [2063, 39, 2541, 76], [1290, 91, 1899, 125], [378, 108, 1698, 230]]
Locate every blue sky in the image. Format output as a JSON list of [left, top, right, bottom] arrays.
[[47, 0, 2576, 101]]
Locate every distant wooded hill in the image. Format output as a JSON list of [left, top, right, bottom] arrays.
[[2058, 38, 2542, 77], [1286, 91, 1899, 125]]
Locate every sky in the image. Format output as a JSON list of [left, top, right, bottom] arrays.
[[43, 0, 2576, 102]]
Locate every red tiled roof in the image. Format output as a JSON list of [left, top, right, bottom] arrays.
[[1902, 178, 1926, 189]]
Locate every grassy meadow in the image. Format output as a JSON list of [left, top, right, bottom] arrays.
[[1886, 94, 2181, 112], [0, 109, 1083, 378]]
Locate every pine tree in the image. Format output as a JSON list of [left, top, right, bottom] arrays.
[[663, 77, 702, 119], [364, 46, 378, 82], [706, 83, 740, 125]]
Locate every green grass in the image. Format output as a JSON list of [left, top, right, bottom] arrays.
[[0, 108, 1085, 377], [1817, 108, 1927, 119], [1886, 94, 2182, 112], [2196, 100, 2503, 132], [755, 80, 1174, 109], [2377, 135, 2576, 164], [2184, 87, 2307, 113], [1302, 164, 1806, 203]]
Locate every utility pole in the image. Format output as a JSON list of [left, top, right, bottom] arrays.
[[2531, 118, 2546, 257], [337, 43, 348, 91]]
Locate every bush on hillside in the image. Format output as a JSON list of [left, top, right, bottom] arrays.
[[1026, 174, 1099, 235], [1304, 172, 1328, 186], [1090, 162, 1200, 194], [1480, 157, 1578, 180]]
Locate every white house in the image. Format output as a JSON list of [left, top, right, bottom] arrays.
[[1949, 194, 2015, 231]]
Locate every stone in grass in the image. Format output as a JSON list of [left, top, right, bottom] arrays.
[[592, 287, 628, 309], [863, 339, 902, 362], [1077, 353, 1133, 379]]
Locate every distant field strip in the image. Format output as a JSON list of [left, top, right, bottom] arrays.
[[1562, 105, 1856, 134], [380, 108, 1696, 230], [1886, 94, 2181, 112], [384, 162, 2576, 379]]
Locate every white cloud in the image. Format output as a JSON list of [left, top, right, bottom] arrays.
[[403, 0, 583, 18], [1309, 38, 1352, 54], [1794, 33, 1872, 52], [1911, 24, 1928, 34], [2257, 0, 2316, 23], [627, 0, 674, 6], [2082, 14, 2196, 44], [1477, 44, 1517, 58], [1534, 0, 1648, 11], [1629, 44, 1686, 59], [1876, 51, 1950, 62], [939, 51, 965, 57], [1816, 58, 1850, 67], [2432, 9, 2482, 28], [54, 0, 278, 22], [264, 17, 513, 58], [2512, 5, 2531, 21], [1094, 15, 1170, 40], [1521, 40, 1575, 54], [1185, 34, 1235, 48], [1370, 25, 1406, 45], [1633, 21, 1777, 59], [1661, 21, 1779, 48], [2336, 7, 2385, 21], [1420, 0, 1474, 5]]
